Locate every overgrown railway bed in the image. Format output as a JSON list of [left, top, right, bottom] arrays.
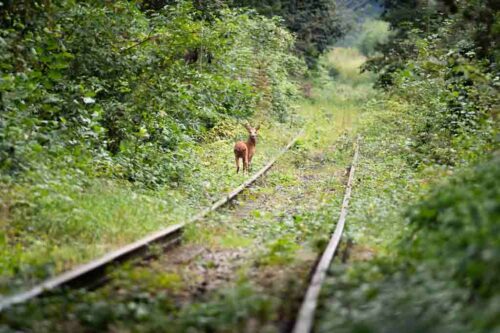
[[1, 134, 360, 333], [0, 132, 303, 311]]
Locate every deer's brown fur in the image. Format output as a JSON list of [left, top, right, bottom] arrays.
[[234, 124, 260, 174]]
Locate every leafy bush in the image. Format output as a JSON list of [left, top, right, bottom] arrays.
[[0, 0, 303, 188], [318, 154, 500, 333], [405, 154, 500, 300], [363, 1, 498, 168], [354, 20, 392, 56]]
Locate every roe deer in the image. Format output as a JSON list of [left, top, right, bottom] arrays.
[[234, 124, 260, 174]]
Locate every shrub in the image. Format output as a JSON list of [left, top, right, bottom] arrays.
[[0, 0, 304, 188]]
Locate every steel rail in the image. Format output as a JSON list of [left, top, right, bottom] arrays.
[[0, 129, 304, 312], [292, 138, 360, 333]]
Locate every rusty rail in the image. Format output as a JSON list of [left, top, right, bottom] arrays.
[[292, 138, 360, 333]]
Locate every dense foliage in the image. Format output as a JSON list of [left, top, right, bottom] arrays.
[[368, 0, 499, 85], [317, 1, 499, 332], [405, 155, 500, 309], [318, 154, 500, 333], [229, 0, 347, 68], [1, 0, 498, 331], [0, 0, 303, 188], [120, 0, 350, 69], [366, 0, 498, 167]]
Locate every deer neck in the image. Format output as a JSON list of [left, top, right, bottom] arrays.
[[246, 137, 256, 148]]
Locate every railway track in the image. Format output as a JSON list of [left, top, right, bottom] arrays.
[[292, 139, 360, 333], [1, 133, 360, 333], [0, 130, 304, 312]]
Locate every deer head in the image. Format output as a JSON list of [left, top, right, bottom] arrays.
[[244, 123, 260, 140]]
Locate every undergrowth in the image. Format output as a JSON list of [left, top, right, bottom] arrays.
[[316, 1, 499, 331]]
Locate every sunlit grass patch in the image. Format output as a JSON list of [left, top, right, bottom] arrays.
[[327, 47, 367, 72], [0, 179, 188, 292], [324, 47, 375, 86]]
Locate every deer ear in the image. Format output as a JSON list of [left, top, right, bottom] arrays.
[[243, 123, 251, 131], [255, 124, 261, 131]]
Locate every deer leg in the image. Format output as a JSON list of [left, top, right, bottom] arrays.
[[235, 156, 240, 173], [243, 155, 249, 174]]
